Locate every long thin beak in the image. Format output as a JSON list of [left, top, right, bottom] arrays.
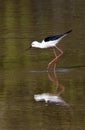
[[26, 45, 32, 51]]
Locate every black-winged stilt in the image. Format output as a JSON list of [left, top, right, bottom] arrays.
[[29, 30, 72, 69]]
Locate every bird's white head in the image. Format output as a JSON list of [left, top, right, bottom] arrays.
[[31, 41, 41, 48]]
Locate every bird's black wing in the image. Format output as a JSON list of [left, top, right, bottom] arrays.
[[44, 30, 72, 42], [44, 34, 63, 42]]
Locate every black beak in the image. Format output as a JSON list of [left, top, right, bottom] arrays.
[[26, 45, 32, 51]]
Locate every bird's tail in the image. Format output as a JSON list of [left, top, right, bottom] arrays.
[[64, 30, 72, 35]]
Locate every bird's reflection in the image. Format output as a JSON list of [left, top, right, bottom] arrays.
[[34, 63, 69, 106]]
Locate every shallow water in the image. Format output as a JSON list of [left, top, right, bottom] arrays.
[[0, 0, 85, 130]]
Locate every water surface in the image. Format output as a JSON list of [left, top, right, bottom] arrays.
[[0, 0, 85, 130]]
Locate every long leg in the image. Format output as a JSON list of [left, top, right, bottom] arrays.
[[53, 48, 57, 57], [47, 48, 58, 69], [47, 46, 64, 69], [53, 48, 57, 71], [55, 46, 63, 59]]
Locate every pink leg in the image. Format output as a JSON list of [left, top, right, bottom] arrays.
[[53, 48, 57, 57], [47, 48, 58, 69], [55, 46, 63, 60], [47, 46, 64, 69]]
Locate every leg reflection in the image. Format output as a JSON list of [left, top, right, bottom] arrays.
[[48, 63, 64, 96]]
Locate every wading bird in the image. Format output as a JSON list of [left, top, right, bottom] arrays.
[[29, 30, 72, 69]]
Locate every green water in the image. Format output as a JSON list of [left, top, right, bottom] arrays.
[[0, 0, 85, 130]]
